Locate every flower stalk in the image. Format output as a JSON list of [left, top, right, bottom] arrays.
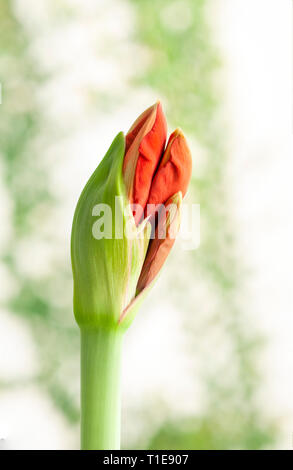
[[80, 327, 122, 450]]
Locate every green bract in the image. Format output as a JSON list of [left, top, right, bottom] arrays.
[[71, 132, 150, 331]]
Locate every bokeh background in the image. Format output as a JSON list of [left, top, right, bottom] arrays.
[[0, 0, 292, 450]]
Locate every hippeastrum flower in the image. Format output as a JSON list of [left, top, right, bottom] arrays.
[[71, 102, 192, 450]]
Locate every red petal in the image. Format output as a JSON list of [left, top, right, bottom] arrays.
[[146, 129, 192, 213], [136, 192, 182, 293], [125, 104, 156, 155], [123, 102, 167, 224]]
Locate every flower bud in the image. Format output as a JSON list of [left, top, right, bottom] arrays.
[[71, 103, 192, 331]]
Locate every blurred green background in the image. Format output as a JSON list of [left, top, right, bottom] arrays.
[[0, 0, 291, 449]]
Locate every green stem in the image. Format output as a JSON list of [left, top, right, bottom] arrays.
[[80, 327, 123, 450]]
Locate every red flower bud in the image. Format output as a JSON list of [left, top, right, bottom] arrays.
[[122, 102, 192, 296]]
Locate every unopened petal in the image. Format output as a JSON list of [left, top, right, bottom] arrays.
[[125, 104, 156, 155], [123, 102, 167, 224], [146, 129, 192, 212], [136, 192, 182, 293]]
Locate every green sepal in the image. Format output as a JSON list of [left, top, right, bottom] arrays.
[[71, 132, 149, 330]]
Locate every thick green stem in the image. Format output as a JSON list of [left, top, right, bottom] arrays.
[[80, 327, 123, 450]]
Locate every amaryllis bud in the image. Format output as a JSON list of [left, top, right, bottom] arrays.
[[71, 102, 192, 450], [71, 102, 192, 331]]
